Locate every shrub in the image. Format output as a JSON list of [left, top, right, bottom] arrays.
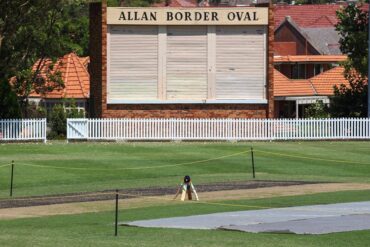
[[305, 100, 329, 118], [48, 99, 85, 139], [49, 104, 66, 139]]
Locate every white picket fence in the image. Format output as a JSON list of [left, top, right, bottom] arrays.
[[0, 119, 47, 142], [67, 118, 370, 141]]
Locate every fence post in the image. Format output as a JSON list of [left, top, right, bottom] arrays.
[[251, 148, 255, 179], [115, 189, 119, 236], [10, 160, 14, 197], [43, 118, 47, 143]]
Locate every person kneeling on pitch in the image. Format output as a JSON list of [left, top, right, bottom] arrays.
[[174, 175, 199, 201]]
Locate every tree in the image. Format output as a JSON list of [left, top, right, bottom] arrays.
[[60, 1, 90, 56], [336, 4, 368, 76], [0, 0, 90, 117], [0, 80, 21, 119], [330, 4, 369, 117], [330, 72, 368, 117]]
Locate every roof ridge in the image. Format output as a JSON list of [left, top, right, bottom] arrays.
[[309, 15, 336, 27], [308, 78, 318, 95], [62, 53, 72, 98], [71, 53, 88, 98]]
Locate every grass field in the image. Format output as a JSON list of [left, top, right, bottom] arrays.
[[0, 141, 370, 246], [0, 141, 370, 197], [1, 190, 370, 247]]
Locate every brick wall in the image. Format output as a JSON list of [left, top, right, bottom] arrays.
[[274, 42, 297, 56], [89, 1, 275, 119], [89, 2, 103, 117], [105, 104, 268, 118]]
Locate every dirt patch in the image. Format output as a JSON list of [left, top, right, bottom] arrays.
[[1, 183, 370, 220], [0, 180, 317, 209]]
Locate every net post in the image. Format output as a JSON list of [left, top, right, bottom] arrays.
[[10, 160, 14, 197], [251, 148, 255, 179], [115, 189, 119, 236]]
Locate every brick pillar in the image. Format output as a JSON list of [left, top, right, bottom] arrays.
[[267, 2, 275, 118], [89, 0, 107, 118], [89, 2, 102, 117], [256, 1, 274, 118], [101, 1, 108, 118]]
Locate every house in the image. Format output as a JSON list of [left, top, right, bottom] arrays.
[[274, 55, 349, 118], [28, 52, 90, 115], [275, 4, 343, 56], [272, 3, 368, 118]]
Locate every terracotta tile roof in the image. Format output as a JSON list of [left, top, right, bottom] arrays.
[[275, 4, 369, 28], [29, 53, 89, 99], [274, 69, 316, 97], [274, 66, 351, 97], [274, 55, 347, 63], [79, 56, 90, 68], [310, 66, 348, 95]]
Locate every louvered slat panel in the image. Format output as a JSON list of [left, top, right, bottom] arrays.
[[166, 26, 208, 100], [108, 26, 158, 100], [215, 26, 266, 100]]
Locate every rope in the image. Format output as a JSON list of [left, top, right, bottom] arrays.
[[118, 192, 270, 210], [254, 149, 370, 166], [1, 190, 269, 210], [0, 163, 10, 168], [14, 150, 249, 171], [2, 191, 116, 202]]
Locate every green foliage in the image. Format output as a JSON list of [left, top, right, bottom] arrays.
[[65, 99, 85, 118], [304, 100, 329, 118], [60, 1, 90, 56], [50, 104, 67, 139], [49, 100, 85, 139], [329, 4, 369, 117], [336, 4, 369, 76], [330, 73, 368, 117], [25, 102, 47, 118], [107, 0, 121, 6], [13, 65, 65, 117], [0, 80, 21, 119], [1, 1, 73, 79], [0, 0, 90, 116]]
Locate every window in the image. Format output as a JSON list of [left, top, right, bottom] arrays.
[[291, 64, 306, 79], [107, 25, 267, 104], [215, 26, 266, 100], [108, 26, 158, 101], [314, 64, 322, 76]]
